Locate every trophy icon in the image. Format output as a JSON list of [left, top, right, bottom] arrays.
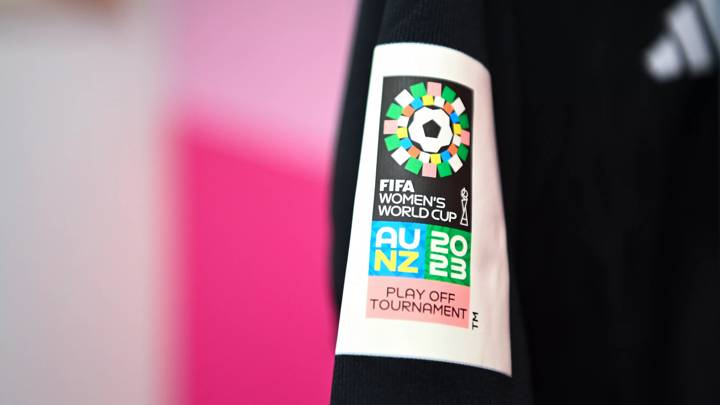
[[460, 188, 469, 226]]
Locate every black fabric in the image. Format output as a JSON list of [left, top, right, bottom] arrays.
[[512, 1, 719, 404], [332, 356, 516, 404], [375, 0, 488, 64], [331, 0, 719, 404], [332, 0, 387, 311]]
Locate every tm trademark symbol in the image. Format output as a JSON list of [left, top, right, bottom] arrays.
[[472, 312, 479, 330]]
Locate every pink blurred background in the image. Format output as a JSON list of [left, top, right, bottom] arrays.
[[0, 0, 356, 404], [174, 0, 356, 403]]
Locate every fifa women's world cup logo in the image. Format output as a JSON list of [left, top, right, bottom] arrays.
[[383, 80, 471, 178], [366, 76, 474, 328]]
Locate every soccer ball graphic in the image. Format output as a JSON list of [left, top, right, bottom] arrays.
[[383, 80, 471, 178], [408, 107, 453, 153]]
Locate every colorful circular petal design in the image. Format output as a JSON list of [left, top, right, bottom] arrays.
[[383, 81, 471, 178]]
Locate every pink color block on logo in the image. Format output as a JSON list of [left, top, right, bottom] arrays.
[[422, 163, 436, 178], [383, 120, 398, 135], [427, 82, 442, 97], [366, 276, 469, 328], [461, 130, 471, 146]]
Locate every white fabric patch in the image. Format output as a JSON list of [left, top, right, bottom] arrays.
[[335, 43, 512, 376]]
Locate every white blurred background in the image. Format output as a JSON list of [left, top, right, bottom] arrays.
[[0, 2, 168, 404]]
